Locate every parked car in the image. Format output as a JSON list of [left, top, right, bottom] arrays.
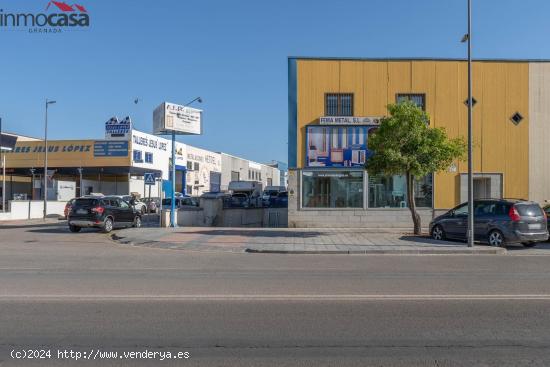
[[67, 196, 141, 233], [543, 204, 550, 233], [113, 195, 147, 214], [64, 198, 76, 218], [430, 199, 549, 247], [262, 186, 286, 205], [162, 196, 199, 209]]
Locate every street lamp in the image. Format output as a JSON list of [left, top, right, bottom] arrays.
[[462, 0, 474, 247], [169, 96, 202, 228], [44, 99, 56, 220], [0, 117, 5, 213]]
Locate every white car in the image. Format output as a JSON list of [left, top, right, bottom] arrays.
[[114, 195, 147, 214]]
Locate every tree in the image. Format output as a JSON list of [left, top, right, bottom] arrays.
[[366, 101, 467, 235]]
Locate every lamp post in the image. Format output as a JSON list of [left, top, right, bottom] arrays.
[[462, 0, 474, 247], [0, 117, 5, 213], [30, 168, 35, 200], [44, 99, 56, 220], [169, 97, 202, 228]]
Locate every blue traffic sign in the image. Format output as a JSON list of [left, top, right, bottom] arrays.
[[144, 172, 156, 185]]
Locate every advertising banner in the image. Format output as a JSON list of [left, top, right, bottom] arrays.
[[306, 125, 378, 168], [153, 102, 202, 135]]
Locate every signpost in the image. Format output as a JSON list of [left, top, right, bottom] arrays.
[[153, 100, 202, 227], [144, 172, 155, 225]]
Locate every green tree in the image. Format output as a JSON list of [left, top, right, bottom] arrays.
[[366, 101, 467, 235]]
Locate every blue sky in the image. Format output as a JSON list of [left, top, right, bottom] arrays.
[[1, 0, 549, 164]]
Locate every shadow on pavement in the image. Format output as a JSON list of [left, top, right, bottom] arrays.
[[187, 229, 322, 238], [399, 235, 491, 247], [0, 222, 64, 230]]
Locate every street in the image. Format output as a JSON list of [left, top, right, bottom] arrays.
[[2, 221, 550, 366]]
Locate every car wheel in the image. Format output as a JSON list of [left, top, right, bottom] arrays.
[[488, 230, 505, 247], [134, 216, 142, 228], [102, 218, 114, 233], [431, 225, 446, 241], [522, 242, 537, 248], [69, 225, 81, 233]]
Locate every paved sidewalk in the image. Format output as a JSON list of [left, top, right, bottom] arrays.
[[112, 227, 506, 254]]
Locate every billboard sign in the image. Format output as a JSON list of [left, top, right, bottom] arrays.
[[153, 102, 202, 135], [306, 125, 379, 168]]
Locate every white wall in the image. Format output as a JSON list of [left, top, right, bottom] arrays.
[[0, 200, 66, 220], [130, 130, 172, 180], [186, 146, 221, 196], [529, 63, 550, 204]]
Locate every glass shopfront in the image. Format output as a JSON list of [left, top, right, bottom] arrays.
[[368, 174, 433, 208], [302, 171, 364, 208]]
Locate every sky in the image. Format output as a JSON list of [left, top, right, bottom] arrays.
[[1, 0, 550, 164]]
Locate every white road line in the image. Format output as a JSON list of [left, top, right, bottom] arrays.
[[2, 294, 550, 301]]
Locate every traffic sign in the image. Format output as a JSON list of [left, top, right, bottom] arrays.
[[144, 172, 156, 185]]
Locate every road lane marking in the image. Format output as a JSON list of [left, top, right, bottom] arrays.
[[2, 294, 550, 301]]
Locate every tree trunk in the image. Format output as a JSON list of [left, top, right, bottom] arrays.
[[406, 171, 422, 235]]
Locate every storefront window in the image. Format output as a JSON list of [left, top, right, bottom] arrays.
[[302, 171, 364, 208], [368, 174, 433, 208]]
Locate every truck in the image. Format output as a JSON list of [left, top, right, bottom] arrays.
[[227, 181, 263, 208]]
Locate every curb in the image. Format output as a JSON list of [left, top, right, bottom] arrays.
[[245, 247, 507, 255]]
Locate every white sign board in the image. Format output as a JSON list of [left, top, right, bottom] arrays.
[[153, 102, 202, 135], [319, 116, 382, 125]]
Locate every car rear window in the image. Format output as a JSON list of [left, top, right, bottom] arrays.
[[514, 203, 544, 217], [74, 198, 98, 206]]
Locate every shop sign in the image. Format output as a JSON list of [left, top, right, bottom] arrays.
[[319, 116, 382, 125], [105, 116, 132, 139], [93, 141, 129, 157], [132, 133, 168, 152]]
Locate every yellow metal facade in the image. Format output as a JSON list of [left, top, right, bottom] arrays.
[[294, 59, 530, 209], [4, 140, 131, 169]]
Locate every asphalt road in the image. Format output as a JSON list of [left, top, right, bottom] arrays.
[[2, 221, 550, 366]]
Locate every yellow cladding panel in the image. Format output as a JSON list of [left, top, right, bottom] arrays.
[[294, 59, 530, 208], [5, 140, 131, 168], [296, 60, 339, 167]]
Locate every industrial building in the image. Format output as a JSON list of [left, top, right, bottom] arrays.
[[287, 57, 550, 228], [0, 121, 280, 219]]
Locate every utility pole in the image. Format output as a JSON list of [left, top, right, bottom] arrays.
[[44, 99, 56, 220], [466, 0, 474, 247]]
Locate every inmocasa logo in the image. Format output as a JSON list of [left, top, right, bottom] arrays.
[[0, 1, 90, 33]]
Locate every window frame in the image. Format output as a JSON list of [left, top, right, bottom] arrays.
[[133, 150, 143, 163], [324, 93, 354, 116], [395, 93, 426, 111], [144, 152, 153, 164]]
